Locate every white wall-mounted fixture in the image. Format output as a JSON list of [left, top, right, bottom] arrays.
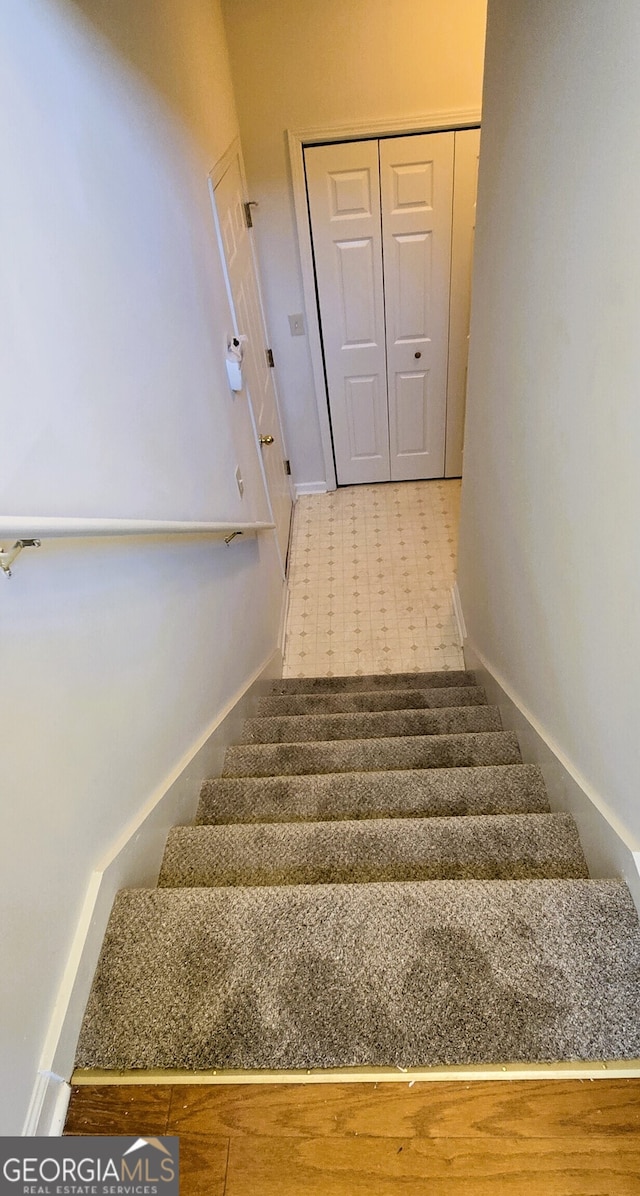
[[226, 335, 246, 392], [288, 313, 305, 337], [0, 518, 275, 576], [0, 538, 41, 578]]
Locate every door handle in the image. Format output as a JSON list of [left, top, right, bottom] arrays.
[[259, 434, 275, 446]]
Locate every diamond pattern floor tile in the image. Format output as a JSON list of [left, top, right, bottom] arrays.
[[284, 480, 463, 678]]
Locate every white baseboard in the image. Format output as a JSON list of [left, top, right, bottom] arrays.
[[23, 1072, 71, 1137], [451, 582, 467, 647], [463, 638, 640, 912], [294, 481, 328, 497], [26, 647, 283, 1135], [279, 581, 291, 655]]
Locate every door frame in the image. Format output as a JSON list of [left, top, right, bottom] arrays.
[[287, 109, 481, 491]]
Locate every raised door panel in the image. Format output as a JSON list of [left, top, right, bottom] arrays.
[[391, 232, 433, 342], [344, 374, 387, 463], [446, 128, 481, 477], [329, 168, 374, 219], [380, 132, 454, 482], [335, 238, 379, 347], [305, 140, 390, 484], [394, 370, 431, 455]]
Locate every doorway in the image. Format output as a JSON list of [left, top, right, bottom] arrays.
[[293, 119, 480, 488], [209, 141, 293, 569]]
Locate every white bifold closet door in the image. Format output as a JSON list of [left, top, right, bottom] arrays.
[[380, 133, 454, 482], [305, 130, 477, 486], [305, 139, 390, 484]]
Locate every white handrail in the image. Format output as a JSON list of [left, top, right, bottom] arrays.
[[0, 517, 275, 539], [0, 518, 276, 576]]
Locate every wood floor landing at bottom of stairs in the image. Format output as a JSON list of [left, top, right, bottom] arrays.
[[65, 1079, 640, 1195]]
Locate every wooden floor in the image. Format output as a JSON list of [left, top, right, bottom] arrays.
[[65, 1079, 640, 1194]]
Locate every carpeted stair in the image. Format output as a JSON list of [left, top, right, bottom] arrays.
[[76, 669, 640, 1072]]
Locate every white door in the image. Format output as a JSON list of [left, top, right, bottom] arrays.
[[380, 133, 454, 481], [305, 130, 478, 486], [211, 148, 293, 567], [304, 140, 390, 484]]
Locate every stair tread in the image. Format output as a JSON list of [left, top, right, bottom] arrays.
[[255, 686, 488, 717], [197, 763, 550, 825], [269, 670, 476, 694], [240, 705, 502, 744], [79, 663, 635, 1072], [76, 879, 640, 1071], [158, 812, 589, 887], [223, 730, 521, 778]]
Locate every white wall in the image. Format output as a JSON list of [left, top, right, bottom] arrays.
[[221, 0, 487, 487], [458, 1, 640, 846], [0, 0, 283, 1134]]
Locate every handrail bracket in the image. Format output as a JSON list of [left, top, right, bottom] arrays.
[[0, 539, 41, 578]]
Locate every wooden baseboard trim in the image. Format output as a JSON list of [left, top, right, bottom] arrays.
[[71, 1059, 640, 1086]]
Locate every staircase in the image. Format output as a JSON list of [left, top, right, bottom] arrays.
[[76, 669, 640, 1073]]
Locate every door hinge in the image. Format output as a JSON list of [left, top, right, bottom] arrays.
[[285, 459, 291, 475], [266, 348, 275, 368], [243, 201, 257, 228]]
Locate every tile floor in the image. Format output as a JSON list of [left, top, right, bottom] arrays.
[[283, 479, 464, 678]]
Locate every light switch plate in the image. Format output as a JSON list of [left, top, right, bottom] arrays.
[[288, 313, 305, 336]]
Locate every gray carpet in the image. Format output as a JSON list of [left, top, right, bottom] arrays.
[[222, 730, 522, 778], [76, 880, 640, 1070], [159, 813, 588, 887], [267, 669, 476, 693], [197, 763, 550, 825], [240, 704, 502, 744], [256, 685, 488, 717], [76, 668, 640, 1072]]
